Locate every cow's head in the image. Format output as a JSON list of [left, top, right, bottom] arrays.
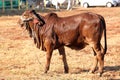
[[18, 10, 45, 49], [18, 10, 45, 30], [18, 10, 34, 27], [18, 10, 35, 38]]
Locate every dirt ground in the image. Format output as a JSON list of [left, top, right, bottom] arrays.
[[0, 7, 120, 80]]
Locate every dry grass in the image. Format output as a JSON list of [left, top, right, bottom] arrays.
[[0, 7, 120, 80]]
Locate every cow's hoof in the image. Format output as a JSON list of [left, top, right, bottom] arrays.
[[97, 72, 103, 77], [64, 71, 68, 74], [89, 70, 94, 74], [44, 70, 48, 74]]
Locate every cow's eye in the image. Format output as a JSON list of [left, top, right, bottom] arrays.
[[23, 16, 26, 18]]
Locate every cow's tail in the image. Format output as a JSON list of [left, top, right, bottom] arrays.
[[101, 17, 107, 55]]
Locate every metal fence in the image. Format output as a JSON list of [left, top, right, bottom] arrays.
[[0, 0, 29, 12]]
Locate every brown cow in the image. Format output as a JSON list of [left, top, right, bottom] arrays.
[[19, 10, 107, 76]]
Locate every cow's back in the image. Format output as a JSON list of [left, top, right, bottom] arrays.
[[52, 12, 104, 49]]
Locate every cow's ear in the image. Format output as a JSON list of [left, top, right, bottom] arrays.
[[30, 10, 36, 14]]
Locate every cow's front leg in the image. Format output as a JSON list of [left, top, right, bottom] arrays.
[[58, 47, 69, 73], [44, 39, 53, 73], [44, 50, 53, 73]]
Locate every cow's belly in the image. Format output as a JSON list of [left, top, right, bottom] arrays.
[[66, 42, 88, 50]]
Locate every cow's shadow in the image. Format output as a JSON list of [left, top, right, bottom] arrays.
[[104, 65, 120, 72], [70, 65, 120, 74]]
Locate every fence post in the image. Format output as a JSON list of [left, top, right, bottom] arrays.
[[18, 0, 20, 10], [2, 0, 5, 12], [44, 0, 46, 8], [10, 0, 13, 10], [26, 0, 28, 10]]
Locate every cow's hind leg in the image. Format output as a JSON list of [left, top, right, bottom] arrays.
[[90, 43, 105, 76], [89, 48, 98, 73], [58, 47, 69, 73]]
